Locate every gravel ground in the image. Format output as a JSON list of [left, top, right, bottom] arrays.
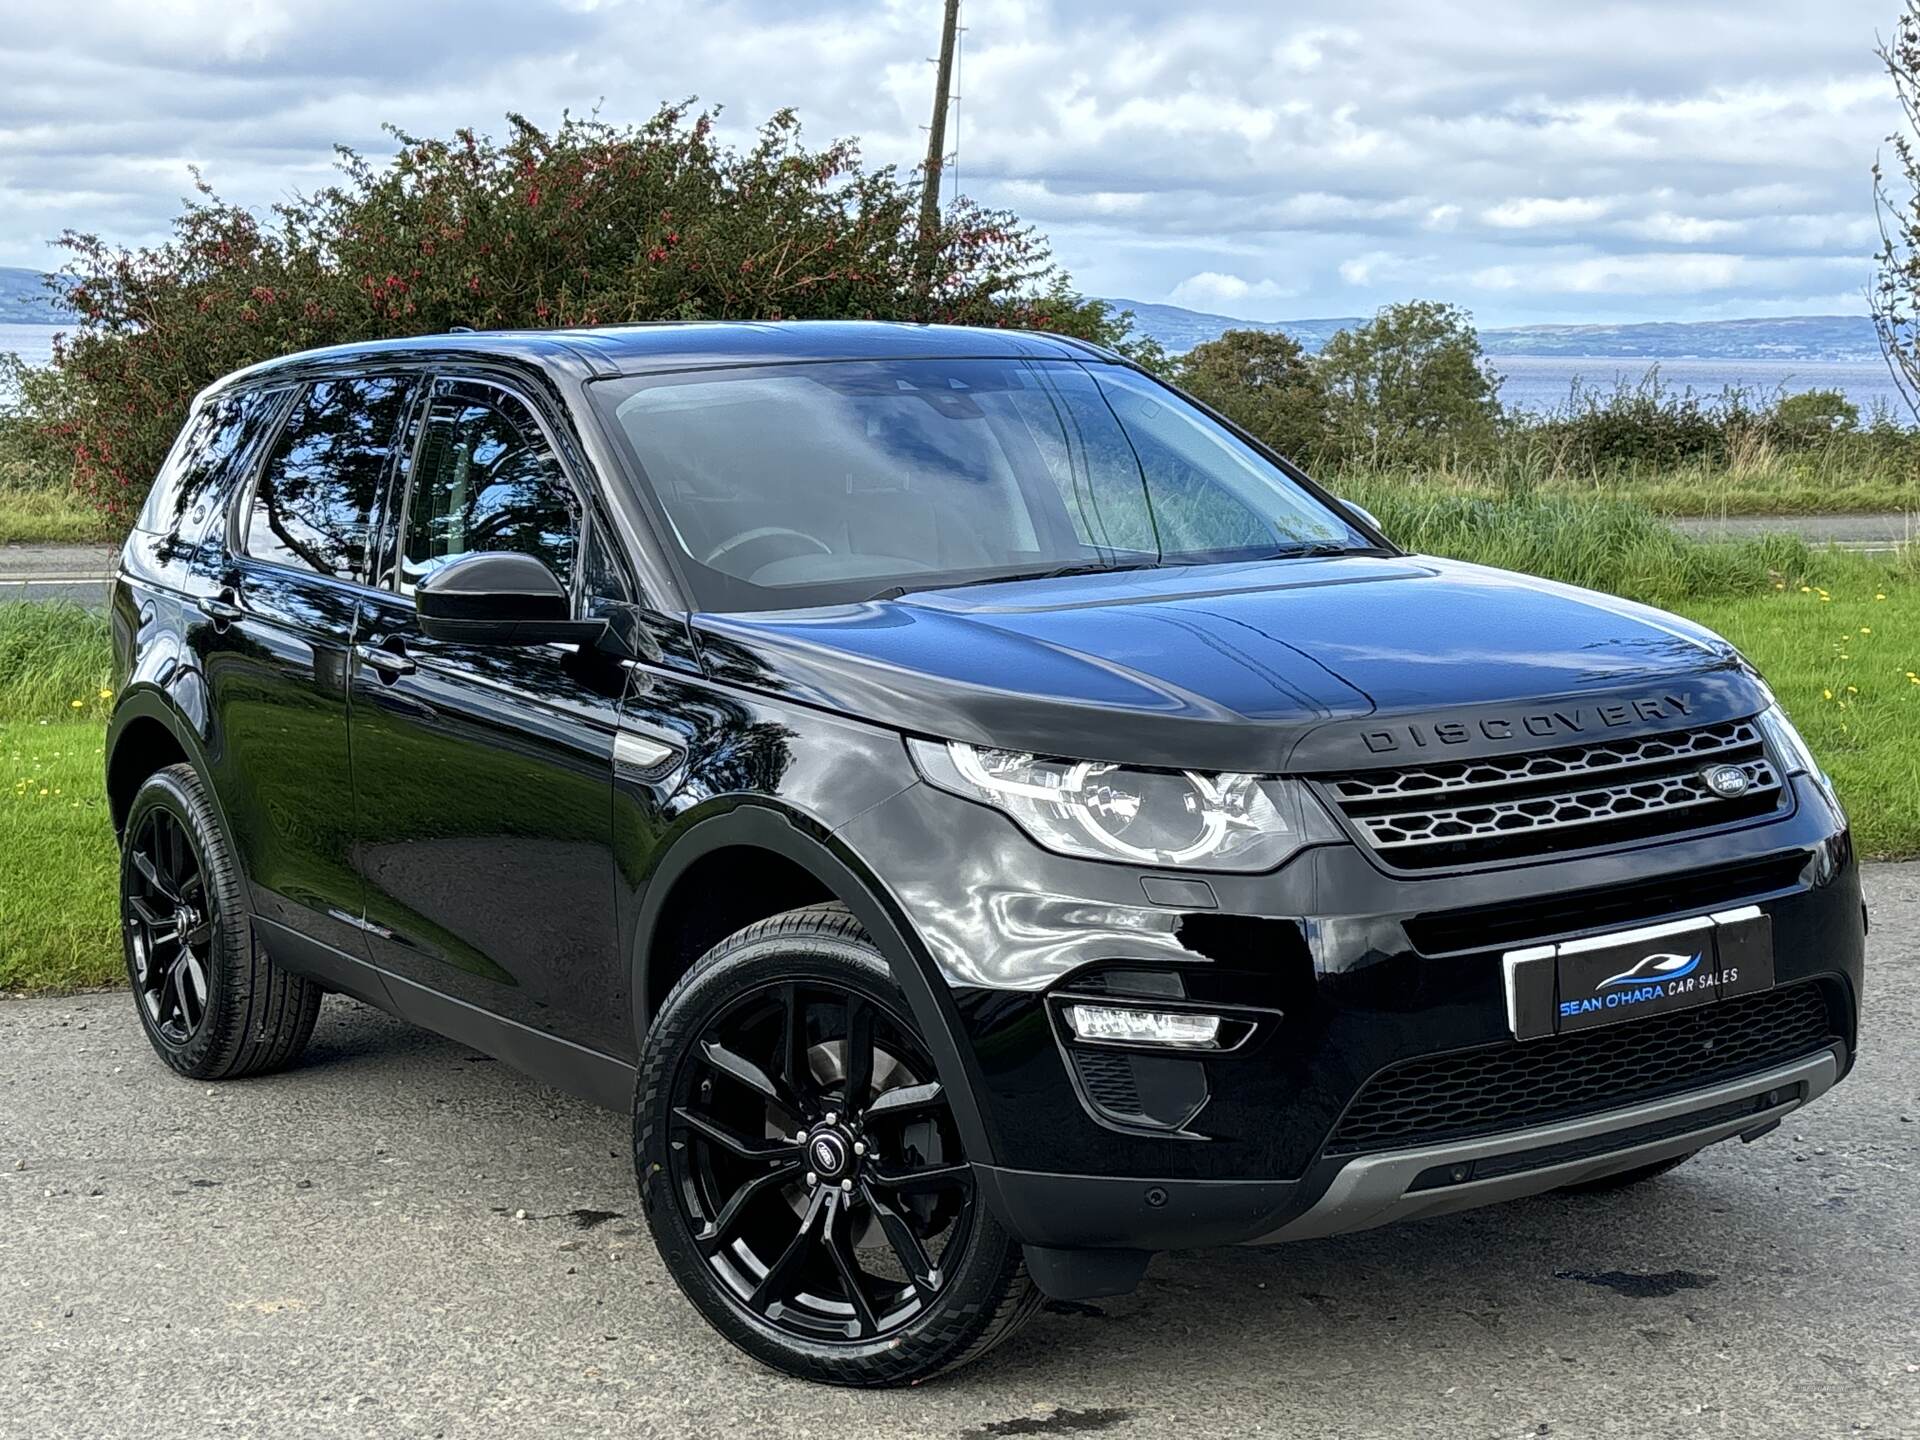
[[3, 864, 1917, 1440]]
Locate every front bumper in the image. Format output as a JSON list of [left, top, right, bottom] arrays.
[[837, 771, 1865, 1257], [977, 1044, 1840, 1254]]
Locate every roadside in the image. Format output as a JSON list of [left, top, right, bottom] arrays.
[[0, 542, 115, 608], [4, 864, 1914, 1440], [1670, 511, 1916, 552]]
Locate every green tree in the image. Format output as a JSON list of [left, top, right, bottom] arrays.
[[1317, 300, 1502, 466], [12, 104, 1144, 520], [1768, 388, 1860, 442], [1173, 328, 1328, 465]]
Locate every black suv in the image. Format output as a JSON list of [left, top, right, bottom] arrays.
[[107, 322, 1864, 1385]]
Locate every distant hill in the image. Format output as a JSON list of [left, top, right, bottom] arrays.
[[0, 267, 1885, 363], [1101, 299, 1363, 356], [1105, 297, 1883, 363], [0, 266, 64, 324]]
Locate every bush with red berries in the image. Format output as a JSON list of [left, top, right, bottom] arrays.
[[8, 104, 1140, 521]]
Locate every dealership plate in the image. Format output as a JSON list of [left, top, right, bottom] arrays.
[[1502, 907, 1775, 1040]]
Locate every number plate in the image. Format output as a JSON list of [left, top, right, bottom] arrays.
[[1502, 907, 1775, 1040]]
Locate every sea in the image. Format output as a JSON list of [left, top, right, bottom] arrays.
[[1492, 354, 1911, 421], [1, 322, 1912, 422]]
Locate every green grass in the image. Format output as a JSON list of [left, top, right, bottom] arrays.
[[0, 488, 116, 544], [0, 603, 116, 991], [1328, 440, 1920, 519], [1678, 588, 1920, 860], [0, 722, 116, 991], [1340, 481, 1919, 608]]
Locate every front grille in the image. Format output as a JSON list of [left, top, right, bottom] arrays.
[[1316, 719, 1785, 870], [1326, 983, 1837, 1155]]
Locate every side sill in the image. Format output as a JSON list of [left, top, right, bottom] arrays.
[[254, 915, 636, 1113]]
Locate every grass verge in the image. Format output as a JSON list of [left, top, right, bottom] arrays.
[[1678, 588, 1920, 860], [0, 487, 116, 544], [1, 602, 115, 991]]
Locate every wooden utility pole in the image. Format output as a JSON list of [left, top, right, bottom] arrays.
[[917, 0, 962, 289]]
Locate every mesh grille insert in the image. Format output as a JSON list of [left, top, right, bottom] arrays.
[[1315, 719, 1787, 870], [1327, 983, 1836, 1155]]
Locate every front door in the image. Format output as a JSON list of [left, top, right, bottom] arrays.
[[346, 377, 632, 1054]]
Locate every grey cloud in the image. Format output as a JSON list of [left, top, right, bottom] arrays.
[[0, 0, 1897, 325]]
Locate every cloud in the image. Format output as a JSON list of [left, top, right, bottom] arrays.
[[1168, 271, 1302, 311], [1482, 197, 1616, 230], [0, 0, 1900, 326], [1466, 252, 1866, 296]]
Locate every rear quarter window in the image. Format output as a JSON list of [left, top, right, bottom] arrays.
[[135, 386, 284, 537]]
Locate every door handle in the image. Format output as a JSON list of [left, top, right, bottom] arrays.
[[354, 640, 417, 681], [197, 588, 242, 626]]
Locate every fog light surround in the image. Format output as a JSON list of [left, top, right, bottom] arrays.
[[1065, 1003, 1224, 1050]]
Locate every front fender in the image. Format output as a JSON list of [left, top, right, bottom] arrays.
[[627, 798, 1004, 1168]]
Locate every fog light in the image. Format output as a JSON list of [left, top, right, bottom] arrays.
[[1064, 1003, 1223, 1049]]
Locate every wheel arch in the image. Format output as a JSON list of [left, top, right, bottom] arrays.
[[105, 687, 221, 842], [632, 800, 1000, 1166]]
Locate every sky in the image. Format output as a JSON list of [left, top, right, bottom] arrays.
[[0, 0, 1902, 328]]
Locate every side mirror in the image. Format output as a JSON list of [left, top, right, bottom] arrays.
[[1340, 498, 1385, 536], [416, 551, 607, 647]]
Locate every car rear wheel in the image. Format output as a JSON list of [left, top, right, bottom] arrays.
[[635, 904, 1039, 1386], [120, 764, 322, 1079]]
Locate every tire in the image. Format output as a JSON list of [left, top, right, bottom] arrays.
[[1559, 1150, 1699, 1194], [635, 903, 1040, 1386], [120, 763, 322, 1080]]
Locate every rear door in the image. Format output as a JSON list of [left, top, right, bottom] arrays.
[[347, 375, 633, 1053], [203, 372, 418, 960]]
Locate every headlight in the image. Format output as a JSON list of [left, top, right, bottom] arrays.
[[908, 739, 1324, 871], [1756, 703, 1843, 813]]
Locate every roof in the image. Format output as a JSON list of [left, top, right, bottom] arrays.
[[208, 320, 1121, 396]]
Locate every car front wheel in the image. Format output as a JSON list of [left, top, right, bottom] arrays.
[[635, 904, 1039, 1386]]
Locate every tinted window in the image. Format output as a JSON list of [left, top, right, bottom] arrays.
[[591, 358, 1366, 611], [136, 386, 283, 537], [396, 383, 579, 594], [244, 376, 412, 580]]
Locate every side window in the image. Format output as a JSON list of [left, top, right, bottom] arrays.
[[244, 376, 412, 580], [137, 386, 283, 537], [396, 383, 580, 595]]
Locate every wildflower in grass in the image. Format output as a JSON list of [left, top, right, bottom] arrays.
[[68, 699, 82, 709], [98, 688, 112, 699]]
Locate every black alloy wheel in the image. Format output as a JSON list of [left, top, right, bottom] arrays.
[[125, 805, 214, 1046], [672, 978, 972, 1342], [638, 905, 1038, 1385], [119, 764, 323, 1079]]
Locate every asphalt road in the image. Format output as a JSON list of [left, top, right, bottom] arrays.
[[0, 543, 115, 608], [3, 865, 1917, 1439], [1667, 513, 1917, 552]]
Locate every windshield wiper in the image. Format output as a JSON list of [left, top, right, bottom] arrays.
[[1256, 540, 1382, 560], [867, 558, 1160, 603]]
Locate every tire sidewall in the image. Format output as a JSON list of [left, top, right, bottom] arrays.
[[120, 765, 249, 1075], [635, 919, 1019, 1384]]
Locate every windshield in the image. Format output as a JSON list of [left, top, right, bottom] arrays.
[[590, 357, 1373, 611]]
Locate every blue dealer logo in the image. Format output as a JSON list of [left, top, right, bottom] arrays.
[[1596, 951, 1702, 990]]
